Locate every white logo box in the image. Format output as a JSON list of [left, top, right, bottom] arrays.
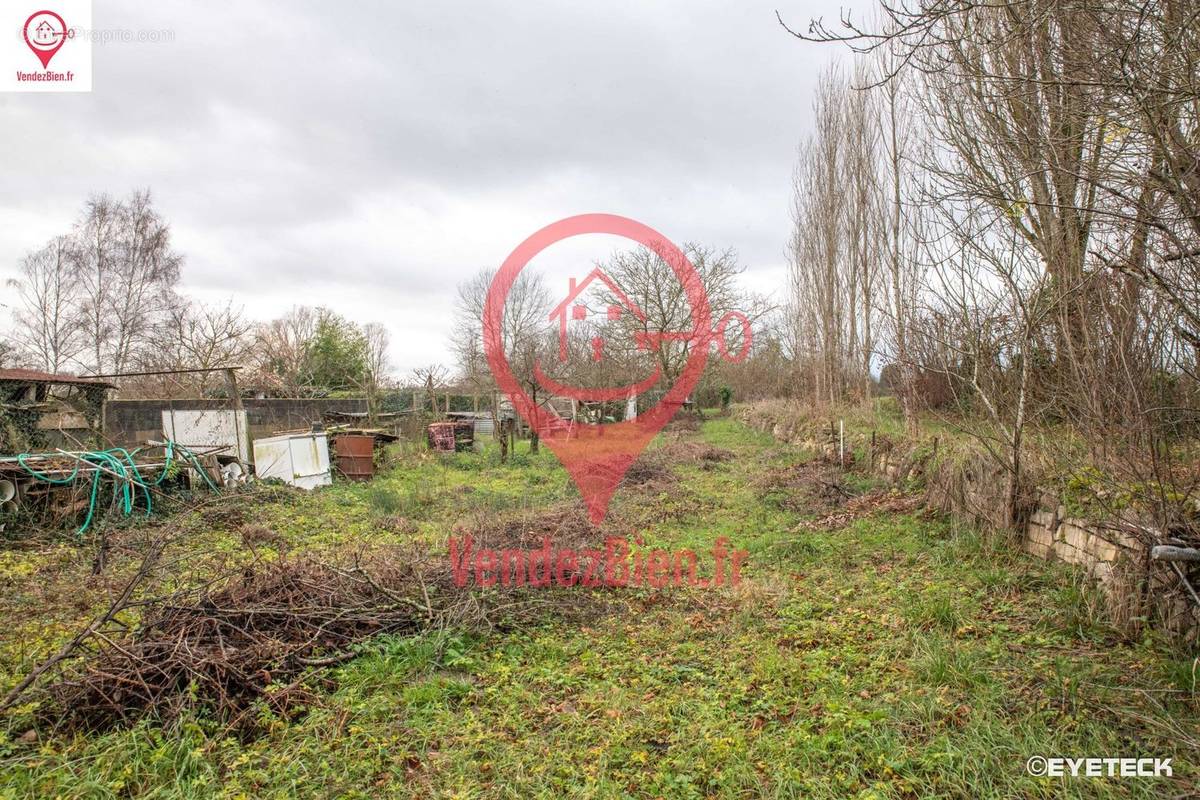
[[1, 0, 93, 92]]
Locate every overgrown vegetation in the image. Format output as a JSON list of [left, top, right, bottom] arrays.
[[774, 0, 1200, 557], [0, 416, 1195, 798]]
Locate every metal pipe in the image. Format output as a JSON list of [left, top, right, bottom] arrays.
[[81, 366, 242, 379], [1151, 545, 1200, 563]]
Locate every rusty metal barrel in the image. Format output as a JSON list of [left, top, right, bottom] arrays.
[[334, 434, 375, 481]]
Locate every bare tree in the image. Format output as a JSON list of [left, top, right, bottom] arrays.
[[0, 338, 20, 369], [598, 243, 753, 394], [844, 61, 885, 402], [788, 66, 885, 406], [7, 236, 82, 372], [787, 0, 1196, 388], [877, 53, 927, 431], [924, 198, 1068, 527], [789, 71, 841, 404], [454, 268, 552, 445], [455, 268, 550, 374], [410, 363, 452, 414], [783, 0, 1200, 543], [362, 322, 392, 419], [106, 191, 183, 373], [450, 270, 495, 393], [72, 194, 121, 373], [132, 299, 255, 396], [253, 306, 317, 395], [68, 191, 182, 374]]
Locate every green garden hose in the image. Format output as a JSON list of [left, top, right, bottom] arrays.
[[15, 440, 220, 536]]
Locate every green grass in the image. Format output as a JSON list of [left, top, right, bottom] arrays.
[[0, 415, 1196, 798]]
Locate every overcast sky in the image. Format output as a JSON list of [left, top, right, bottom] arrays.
[[0, 1, 854, 375]]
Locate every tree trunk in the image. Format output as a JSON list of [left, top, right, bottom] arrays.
[[530, 386, 540, 454]]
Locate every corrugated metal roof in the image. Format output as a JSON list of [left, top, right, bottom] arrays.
[[0, 369, 116, 388]]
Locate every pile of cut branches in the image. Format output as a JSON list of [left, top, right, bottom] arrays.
[[3, 502, 627, 735], [662, 413, 702, 433], [623, 453, 679, 488], [657, 441, 735, 467], [456, 502, 617, 550], [755, 461, 851, 513], [39, 550, 435, 732], [26, 536, 595, 734], [796, 489, 925, 531]]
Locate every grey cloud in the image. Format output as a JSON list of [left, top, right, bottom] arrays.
[[0, 0, 849, 373]]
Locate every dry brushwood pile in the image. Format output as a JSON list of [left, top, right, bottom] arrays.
[[622, 453, 679, 488], [751, 450, 924, 530], [655, 441, 735, 467], [796, 490, 925, 532], [755, 460, 853, 514], [39, 532, 609, 735], [43, 552, 438, 733], [662, 413, 702, 433], [454, 502, 620, 551], [621, 443, 734, 488]]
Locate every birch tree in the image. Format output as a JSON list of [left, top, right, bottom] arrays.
[[7, 236, 82, 372]]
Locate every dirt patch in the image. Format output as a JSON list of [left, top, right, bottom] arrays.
[[239, 524, 289, 551], [621, 443, 734, 491], [198, 485, 300, 530], [198, 503, 248, 529], [377, 515, 421, 536]]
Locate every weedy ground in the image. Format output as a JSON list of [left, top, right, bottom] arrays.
[[0, 416, 1197, 798]]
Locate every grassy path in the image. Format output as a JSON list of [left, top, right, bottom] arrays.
[[2, 416, 1197, 798]]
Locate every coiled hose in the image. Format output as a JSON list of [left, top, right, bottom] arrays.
[[16, 440, 221, 535]]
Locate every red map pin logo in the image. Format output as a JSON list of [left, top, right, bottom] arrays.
[[485, 214, 750, 524], [23, 11, 69, 69]]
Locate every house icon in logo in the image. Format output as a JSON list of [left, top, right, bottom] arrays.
[[34, 20, 58, 45], [549, 267, 647, 362]]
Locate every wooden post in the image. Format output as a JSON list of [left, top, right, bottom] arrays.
[[529, 387, 540, 454], [492, 391, 500, 440], [97, 388, 108, 449], [839, 419, 844, 468], [224, 368, 246, 467], [223, 368, 243, 411]]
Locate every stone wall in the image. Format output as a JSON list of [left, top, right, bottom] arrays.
[[735, 401, 1198, 643], [1023, 508, 1139, 582]]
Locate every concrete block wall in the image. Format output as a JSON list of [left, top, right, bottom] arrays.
[[104, 398, 369, 449]]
